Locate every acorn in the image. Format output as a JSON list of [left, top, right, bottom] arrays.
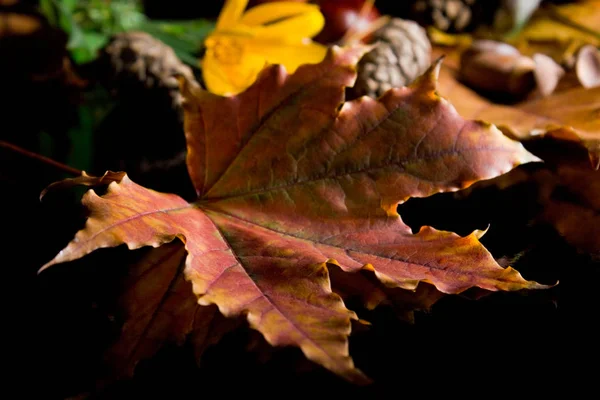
[[459, 40, 565, 99]]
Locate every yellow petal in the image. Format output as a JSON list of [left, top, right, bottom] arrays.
[[244, 39, 328, 73], [202, 48, 266, 96], [240, 2, 320, 25], [216, 0, 249, 30], [204, 0, 328, 96], [240, 2, 324, 41]]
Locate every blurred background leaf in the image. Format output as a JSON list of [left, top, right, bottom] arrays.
[[38, 0, 214, 65]]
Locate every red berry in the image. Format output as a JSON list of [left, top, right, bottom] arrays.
[[249, 0, 309, 6], [314, 0, 381, 44]]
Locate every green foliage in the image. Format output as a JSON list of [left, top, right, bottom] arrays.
[[39, 0, 144, 63], [38, 0, 214, 65], [139, 19, 215, 66]]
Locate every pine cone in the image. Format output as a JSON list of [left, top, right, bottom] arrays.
[[410, 0, 496, 33], [351, 18, 431, 99], [99, 32, 196, 117]]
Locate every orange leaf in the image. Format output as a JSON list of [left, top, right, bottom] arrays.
[[43, 47, 547, 383], [459, 155, 600, 256], [540, 166, 600, 256], [103, 242, 241, 380]]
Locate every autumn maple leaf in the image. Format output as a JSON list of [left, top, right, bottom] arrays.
[[41, 46, 548, 383]]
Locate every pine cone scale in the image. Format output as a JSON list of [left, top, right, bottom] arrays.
[[410, 0, 495, 33], [351, 18, 431, 99]]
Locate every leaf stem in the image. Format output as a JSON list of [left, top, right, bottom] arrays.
[[0, 140, 82, 177]]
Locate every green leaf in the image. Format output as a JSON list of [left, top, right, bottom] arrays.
[[141, 19, 214, 51], [68, 20, 108, 64], [139, 19, 214, 67], [66, 22, 85, 49], [62, 0, 78, 13], [39, 0, 58, 26], [57, 2, 75, 34]]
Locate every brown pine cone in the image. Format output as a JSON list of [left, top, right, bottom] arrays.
[[351, 18, 431, 99], [410, 0, 497, 33], [98, 31, 196, 117]]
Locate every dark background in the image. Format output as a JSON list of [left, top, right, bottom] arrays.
[[3, 0, 597, 398]]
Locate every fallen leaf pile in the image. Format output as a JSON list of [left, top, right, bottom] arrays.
[[435, 55, 600, 168], [515, 0, 600, 65], [457, 134, 600, 259], [433, 41, 599, 259], [538, 164, 599, 257], [40, 46, 548, 383]]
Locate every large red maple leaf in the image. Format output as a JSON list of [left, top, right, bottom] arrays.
[[41, 47, 547, 383]]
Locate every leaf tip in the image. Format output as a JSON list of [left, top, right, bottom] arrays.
[[531, 279, 559, 290], [176, 72, 204, 104], [411, 56, 444, 92], [329, 44, 374, 71], [39, 171, 89, 201], [472, 226, 490, 239], [38, 260, 55, 275], [518, 144, 543, 165], [430, 56, 445, 78], [499, 266, 557, 292], [349, 370, 373, 386]]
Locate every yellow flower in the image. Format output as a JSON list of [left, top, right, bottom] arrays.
[[202, 0, 327, 96]]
